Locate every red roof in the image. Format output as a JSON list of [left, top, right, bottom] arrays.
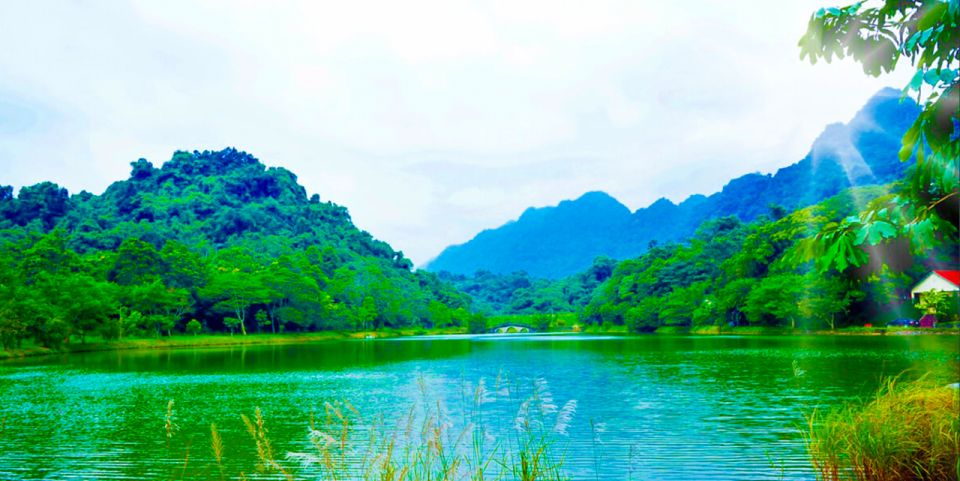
[[934, 270, 960, 287]]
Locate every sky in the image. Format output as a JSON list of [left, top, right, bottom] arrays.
[[0, 1, 913, 266]]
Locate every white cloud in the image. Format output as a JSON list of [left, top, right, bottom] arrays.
[[0, 0, 914, 265]]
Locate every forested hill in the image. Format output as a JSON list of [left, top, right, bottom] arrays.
[[426, 88, 921, 278], [0, 149, 474, 348], [2, 149, 405, 263]]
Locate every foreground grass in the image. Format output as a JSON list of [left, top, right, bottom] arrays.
[[804, 374, 960, 481], [164, 375, 572, 481]]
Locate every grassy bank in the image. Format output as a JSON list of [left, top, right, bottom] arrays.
[[0, 327, 468, 361], [5, 324, 957, 361], [804, 374, 960, 481], [659, 325, 960, 336]]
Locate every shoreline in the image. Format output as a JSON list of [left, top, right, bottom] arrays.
[[3, 325, 958, 362], [0, 327, 468, 361]]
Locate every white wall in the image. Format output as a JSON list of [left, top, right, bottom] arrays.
[[911, 273, 960, 298]]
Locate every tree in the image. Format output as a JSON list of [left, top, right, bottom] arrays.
[[917, 288, 952, 316], [148, 314, 176, 338], [19, 229, 79, 281], [255, 310, 271, 333], [715, 277, 757, 327], [118, 309, 147, 338], [54, 274, 117, 343], [204, 249, 268, 336], [9, 182, 71, 229], [355, 297, 378, 332], [161, 241, 207, 290], [223, 317, 242, 335], [692, 297, 719, 327], [0, 296, 29, 350], [659, 282, 710, 327], [466, 313, 488, 334], [797, 273, 865, 329], [121, 280, 188, 337], [624, 297, 661, 333], [260, 256, 332, 331], [427, 300, 453, 328], [743, 274, 804, 328], [111, 238, 165, 285], [186, 319, 202, 336], [798, 1, 959, 273]]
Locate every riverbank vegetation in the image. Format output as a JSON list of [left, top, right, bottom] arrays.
[[0, 327, 479, 360], [805, 374, 959, 481]]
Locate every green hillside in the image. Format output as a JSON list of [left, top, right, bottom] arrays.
[[0, 149, 472, 349]]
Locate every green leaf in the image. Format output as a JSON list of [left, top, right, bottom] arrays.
[[898, 142, 916, 162], [899, 124, 920, 161], [834, 242, 849, 272], [905, 31, 921, 52], [940, 69, 958, 84], [918, 3, 947, 31], [909, 218, 937, 250], [854, 226, 869, 245], [908, 69, 924, 91], [826, 7, 842, 16], [866, 221, 897, 245]]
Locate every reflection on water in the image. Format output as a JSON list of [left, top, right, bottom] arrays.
[[0, 334, 957, 480]]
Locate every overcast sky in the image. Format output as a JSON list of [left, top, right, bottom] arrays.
[[0, 1, 912, 265]]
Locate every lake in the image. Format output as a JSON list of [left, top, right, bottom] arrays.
[[1, 334, 957, 480]]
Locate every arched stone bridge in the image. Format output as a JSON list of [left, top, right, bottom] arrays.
[[488, 323, 536, 334]]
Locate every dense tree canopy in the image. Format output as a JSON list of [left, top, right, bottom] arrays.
[[0, 149, 471, 348]]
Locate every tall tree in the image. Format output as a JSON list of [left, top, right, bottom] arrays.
[[203, 248, 268, 336]]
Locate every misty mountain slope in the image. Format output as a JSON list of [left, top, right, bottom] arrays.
[[429, 191, 634, 278], [426, 88, 920, 278]]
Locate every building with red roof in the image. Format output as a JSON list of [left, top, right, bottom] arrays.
[[910, 270, 959, 327], [911, 270, 960, 300]]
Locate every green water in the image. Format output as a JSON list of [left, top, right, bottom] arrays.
[[0, 334, 957, 480]]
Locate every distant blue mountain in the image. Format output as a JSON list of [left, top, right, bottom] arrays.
[[425, 88, 921, 278]]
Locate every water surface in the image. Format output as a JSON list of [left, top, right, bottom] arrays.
[[0, 334, 957, 480]]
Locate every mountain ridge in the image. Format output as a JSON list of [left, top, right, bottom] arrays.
[[425, 88, 921, 278]]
